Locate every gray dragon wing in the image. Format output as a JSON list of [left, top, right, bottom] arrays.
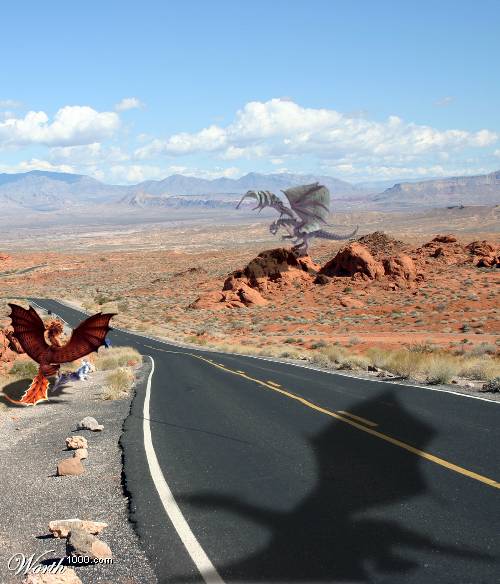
[[281, 183, 330, 233]]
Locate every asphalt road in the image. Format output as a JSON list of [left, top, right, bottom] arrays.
[[31, 299, 500, 584]]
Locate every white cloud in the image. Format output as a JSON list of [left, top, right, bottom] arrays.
[[322, 163, 491, 180], [108, 164, 165, 183], [0, 158, 75, 174], [434, 96, 455, 107], [0, 106, 120, 147], [493, 149, 500, 158], [49, 143, 129, 166], [115, 97, 144, 112], [136, 99, 497, 172], [0, 99, 22, 109]]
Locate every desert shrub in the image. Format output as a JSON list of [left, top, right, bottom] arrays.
[[10, 360, 38, 378], [469, 343, 497, 357], [408, 342, 436, 354], [103, 367, 135, 400], [94, 346, 142, 370], [459, 358, 500, 381], [424, 355, 460, 384], [310, 340, 327, 349], [384, 350, 424, 379], [337, 354, 370, 371], [319, 345, 348, 364], [365, 347, 391, 369]]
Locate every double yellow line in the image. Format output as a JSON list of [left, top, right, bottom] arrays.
[[145, 345, 500, 490]]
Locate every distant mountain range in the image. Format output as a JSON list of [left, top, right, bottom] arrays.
[[0, 168, 499, 213], [375, 169, 500, 208]]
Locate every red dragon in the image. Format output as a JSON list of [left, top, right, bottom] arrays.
[[5, 303, 115, 406]]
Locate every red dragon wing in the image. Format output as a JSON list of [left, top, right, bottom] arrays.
[[8, 303, 48, 363], [51, 312, 115, 364]]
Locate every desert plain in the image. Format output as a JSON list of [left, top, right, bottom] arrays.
[[1, 203, 499, 393]]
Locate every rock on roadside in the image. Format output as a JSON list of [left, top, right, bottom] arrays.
[[73, 448, 88, 460], [57, 457, 85, 476], [65, 436, 88, 450], [77, 416, 104, 432], [22, 568, 82, 583], [67, 527, 112, 559], [49, 518, 107, 538]]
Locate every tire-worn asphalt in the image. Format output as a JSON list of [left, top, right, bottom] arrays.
[[32, 299, 500, 584]]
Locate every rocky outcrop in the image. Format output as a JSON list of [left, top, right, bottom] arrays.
[[466, 240, 499, 268], [382, 254, 421, 286], [225, 248, 319, 293], [319, 243, 385, 280], [418, 235, 499, 268], [191, 248, 318, 309], [190, 232, 497, 311], [190, 283, 268, 310], [356, 231, 407, 259]]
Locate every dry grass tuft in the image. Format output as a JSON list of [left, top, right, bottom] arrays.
[[103, 367, 135, 400], [94, 346, 142, 371]]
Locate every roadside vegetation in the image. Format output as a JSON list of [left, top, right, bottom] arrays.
[[186, 337, 500, 388], [94, 346, 142, 371], [93, 346, 142, 400]]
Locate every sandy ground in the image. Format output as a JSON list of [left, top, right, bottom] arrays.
[[0, 367, 157, 584]]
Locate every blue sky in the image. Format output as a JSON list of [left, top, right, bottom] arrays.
[[1, 0, 499, 183]]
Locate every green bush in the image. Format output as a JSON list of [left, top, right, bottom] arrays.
[[10, 360, 38, 378]]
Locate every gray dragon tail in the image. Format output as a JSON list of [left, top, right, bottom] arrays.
[[315, 226, 359, 240]]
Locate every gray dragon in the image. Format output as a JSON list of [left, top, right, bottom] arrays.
[[236, 182, 358, 255]]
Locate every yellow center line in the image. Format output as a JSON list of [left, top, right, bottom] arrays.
[[267, 381, 282, 388], [337, 411, 378, 427], [143, 344, 500, 490]]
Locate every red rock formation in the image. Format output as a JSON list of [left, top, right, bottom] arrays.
[[224, 248, 319, 293], [319, 242, 385, 280], [466, 240, 500, 268], [382, 254, 422, 287]]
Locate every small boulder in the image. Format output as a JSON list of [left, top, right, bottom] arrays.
[[77, 416, 104, 432], [22, 568, 82, 584], [73, 448, 88, 460], [49, 519, 107, 539], [466, 240, 500, 268], [67, 527, 112, 559], [57, 458, 85, 477], [65, 436, 88, 450]]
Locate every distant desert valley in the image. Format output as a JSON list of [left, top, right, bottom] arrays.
[[1, 169, 499, 394]]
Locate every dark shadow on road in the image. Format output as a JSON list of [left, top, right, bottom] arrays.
[[178, 390, 489, 583]]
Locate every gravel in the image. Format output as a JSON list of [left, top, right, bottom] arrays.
[[0, 365, 157, 584]]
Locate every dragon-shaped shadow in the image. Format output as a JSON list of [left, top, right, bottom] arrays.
[[175, 389, 491, 583]]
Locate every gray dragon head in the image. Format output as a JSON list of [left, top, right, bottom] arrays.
[[236, 190, 289, 214]]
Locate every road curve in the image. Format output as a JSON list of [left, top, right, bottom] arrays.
[[32, 299, 500, 584]]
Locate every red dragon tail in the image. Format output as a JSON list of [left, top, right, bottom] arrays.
[[3, 371, 50, 406]]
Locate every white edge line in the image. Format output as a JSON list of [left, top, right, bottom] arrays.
[[29, 299, 500, 406], [142, 355, 225, 584]]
